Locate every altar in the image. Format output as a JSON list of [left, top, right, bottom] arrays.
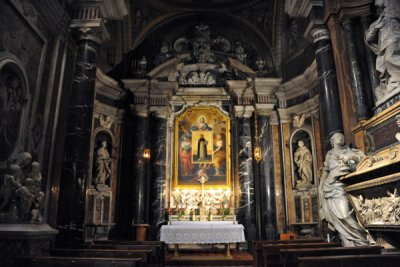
[[160, 221, 246, 257]]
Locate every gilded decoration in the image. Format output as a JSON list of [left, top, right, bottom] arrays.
[[173, 106, 231, 189]]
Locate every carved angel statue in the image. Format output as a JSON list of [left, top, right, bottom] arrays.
[[365, 0, 400, 102], [100, 114, 112, 129], [292, 113, 306, 128], [319, 133, 371, 246]]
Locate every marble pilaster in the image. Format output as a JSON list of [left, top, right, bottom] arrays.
[[312, 28, 344, 152], [342, 19, 370, 121], [256, 115, 277, 240], [235, 106, 257, 242], [149, 113, 167, 240], [58, 28, 101, 229]]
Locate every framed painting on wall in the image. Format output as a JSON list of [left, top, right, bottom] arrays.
[[174, 106, 231, 189]]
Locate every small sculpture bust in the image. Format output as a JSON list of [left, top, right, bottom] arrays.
[[94, 140, 111, 186], [293, 140, 313, 188]]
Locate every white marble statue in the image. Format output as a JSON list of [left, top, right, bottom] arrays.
[[319, 133, 371, 246], [365, 0, 400, 103], [294, 140, 313, 188], [94, 141, 111, 186]]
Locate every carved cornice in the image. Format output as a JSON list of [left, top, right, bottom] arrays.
[[324, 0, 373, 23], [234, 105, 254, 118], [95, 69, 124, 101], [276, 60, 318, 106], [285, 0, 323, 18], [277, 95, 319, 122], [353, 101, 400, 133]]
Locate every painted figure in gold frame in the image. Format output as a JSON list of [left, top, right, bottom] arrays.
[[174, 107, 231, 188]]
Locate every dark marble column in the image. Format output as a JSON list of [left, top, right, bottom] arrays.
[[58, 28, 101, 229], [312, 27, 344, 152], [361, 16, 380, 102], [256, 114, 277, 240], [149, 112, 167, 240], [235, 107, 257, 242], [132, 114, 149, 225], [342, 19, 370, 121]]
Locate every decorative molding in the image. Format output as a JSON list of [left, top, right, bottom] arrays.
[[342, 144, 400, 181], [310, 27, 330, 43], [277, 95, 319, 122], [234, 105, 254, 118], [324, 0, 373, 23], [276, 60, 318, 106], [95, 69, 124, 101], [285, 0, 323, 18]]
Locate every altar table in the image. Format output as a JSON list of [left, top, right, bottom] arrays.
[[160, 221, 246, 257]]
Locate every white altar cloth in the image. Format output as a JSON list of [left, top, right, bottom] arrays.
[[160, 222, 246, 244]]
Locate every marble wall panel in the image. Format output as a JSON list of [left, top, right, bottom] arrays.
[[326, 18, 358, 147], [272, 125, 285, 234]]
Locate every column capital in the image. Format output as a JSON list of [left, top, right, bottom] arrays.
[[234, 106, 254, 118], [311, 27, 331, 43]]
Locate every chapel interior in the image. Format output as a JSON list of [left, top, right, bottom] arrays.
[[2, 0, 400, 266]]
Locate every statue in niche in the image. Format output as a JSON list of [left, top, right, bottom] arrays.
[[93, 140, 111, 187], [0, 153, 45, 223], [365, 0, 400, 103], [319, 133, 371, 246], [294, 140, 313, 188]]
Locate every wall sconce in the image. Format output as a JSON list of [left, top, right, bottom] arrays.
[[254, 145, 262, 162], [143, 148, 151, 159]]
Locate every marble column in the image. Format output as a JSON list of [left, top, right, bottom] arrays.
[[132, 114, 149, 224], [312, 27, 344, 152], [235, 106, 257, 242], [59, 28, 101, 228], [361, 16, 380, 102], [342, 19, 370, 121], [256, 113, 277, 240], [149, 112, 167, 240]]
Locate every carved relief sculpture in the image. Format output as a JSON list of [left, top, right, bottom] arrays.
[[319, 133, 371, 246], [365, 0, 400, 103], [292, 113, 306, 128], [294, 140, 313, 188], [0, 152, 45, 223], [355, 189, 400, 225], [93, 140, 111, 187]]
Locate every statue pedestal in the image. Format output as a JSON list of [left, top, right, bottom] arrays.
[[132, 224, 149, 241], [0, 224, 58, 267]]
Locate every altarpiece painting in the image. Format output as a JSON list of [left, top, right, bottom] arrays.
[[174, 107, 231, 188]]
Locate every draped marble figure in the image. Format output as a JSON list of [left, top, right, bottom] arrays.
[[294, 140, 313, 187], [365, 0, 400, 102], [319, 133, 370, 246], [94, 141, 111, 186]]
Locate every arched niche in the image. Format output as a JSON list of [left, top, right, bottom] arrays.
[[91, 130, 114, 188], [289, 128, 317, 190], [0, 52, 30, 169]]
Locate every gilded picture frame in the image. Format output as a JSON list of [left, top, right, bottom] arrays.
[[174, 106, 231, 189]]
